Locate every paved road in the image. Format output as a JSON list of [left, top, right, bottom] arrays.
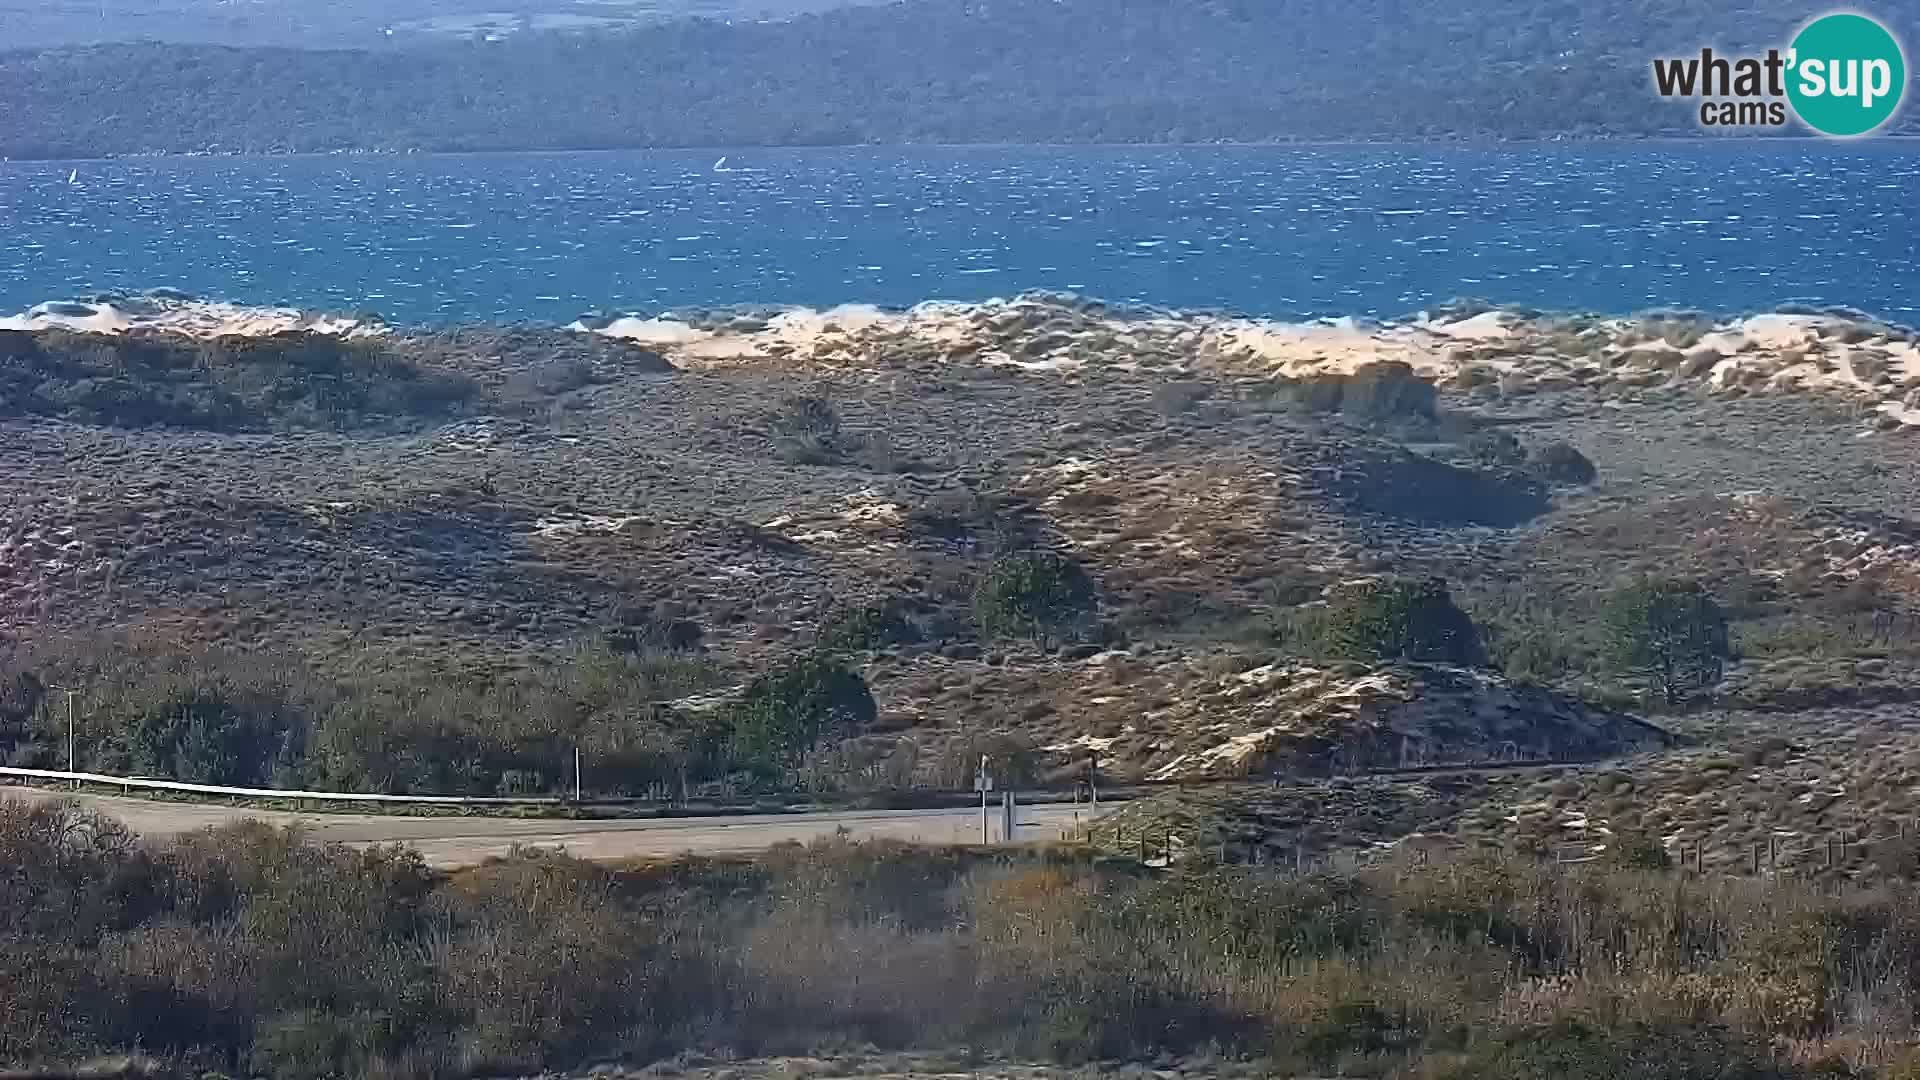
[[2, 786, 1096, 868]]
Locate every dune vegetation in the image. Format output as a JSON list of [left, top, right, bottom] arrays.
[[4, 296, 1920, 1074]]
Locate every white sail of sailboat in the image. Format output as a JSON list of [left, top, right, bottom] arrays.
[[68, 168, 78, 185], [713, 156, 729, 172]]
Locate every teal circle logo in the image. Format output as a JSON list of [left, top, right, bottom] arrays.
[[1787, 13, 1907, 136]]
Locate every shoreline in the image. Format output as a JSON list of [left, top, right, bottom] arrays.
[[0, 288, 1891, 330], [9, 133, 1920, 166], [7, 289, 1916, 337]]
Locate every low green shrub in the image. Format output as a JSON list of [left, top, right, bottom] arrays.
[[975, 552, 1098, 651], [1321, 577, 1483, 666], [726, 653, 877, 776], [1433, 1018, 1813, 1080], [1531, 441, 1598, 486], [818, 603, 919, 653], [1602, 579, 1730, 706]]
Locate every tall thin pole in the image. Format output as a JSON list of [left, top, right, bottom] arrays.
[[47, 685, 79, 790], [573, 746, 582, 803], [978, 755, 990, 844]]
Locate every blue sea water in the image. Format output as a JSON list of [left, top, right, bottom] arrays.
[[3, 143, 1918, 325]]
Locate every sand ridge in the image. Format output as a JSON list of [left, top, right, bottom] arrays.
[[9, 291, 1920, 428], [581, 297, 1920, 429], [1, 293, 385, 338]]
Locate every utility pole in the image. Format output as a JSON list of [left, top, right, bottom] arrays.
[[975, 755, 993, 844], [573, 746, 583, 803], [47, 684, 79, 789]]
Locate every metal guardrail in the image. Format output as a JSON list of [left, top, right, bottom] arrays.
[[0, 766, 567, 806], [0, 766, 1123, 814], [0, 754, 1597, 815]]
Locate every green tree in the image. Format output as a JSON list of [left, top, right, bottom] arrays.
[[1322, 577, 1482, 665], [0, 672, 45, 756], [817, 602, 917, 654], [727, 653, 876, 775], [974, 551, 1098, 651], [125, 690, 301, 787], [1601, 579, 1729, 706]]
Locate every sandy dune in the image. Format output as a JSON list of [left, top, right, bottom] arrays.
[[10, 291, 1916, 427]]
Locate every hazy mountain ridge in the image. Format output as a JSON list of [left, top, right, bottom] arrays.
[[5, 0, 1911, 157], [0, 0, 868, 50]]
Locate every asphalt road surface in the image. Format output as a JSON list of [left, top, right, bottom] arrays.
[[2, 786, 1096, 867]]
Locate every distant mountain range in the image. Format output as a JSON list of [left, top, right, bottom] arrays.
[[2, 0, 1915, 158], [0, 0, 870, 49]]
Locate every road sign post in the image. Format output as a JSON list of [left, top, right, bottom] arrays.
[[974, 755, 994, 844]]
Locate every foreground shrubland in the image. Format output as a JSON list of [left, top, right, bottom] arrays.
[[7, 797, 1920, 1078]]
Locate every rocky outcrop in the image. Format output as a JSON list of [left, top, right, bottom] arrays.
[[1278, 360, 1438, 420]]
